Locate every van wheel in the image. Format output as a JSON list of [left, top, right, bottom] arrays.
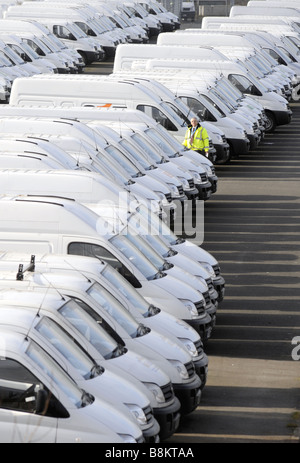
[[265, 111, 276, 133]]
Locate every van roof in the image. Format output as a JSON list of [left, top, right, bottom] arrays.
[[0, 195, 112, 238]]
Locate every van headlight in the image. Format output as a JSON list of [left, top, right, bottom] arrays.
[[198, 262, 216, 277], [179, 299, 198, 319], [213, 133, 223, 143], [118, 434, 139, 443], [168, 359, 189, 380], [179, 338, 198, 358], [144, 382, 165, 404], [125, 404, 147, 426], [166, 183, 180, 197], [178, 177, 189, 189], [153, 191, 166, 201]]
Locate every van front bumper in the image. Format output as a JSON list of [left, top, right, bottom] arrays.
[[173, 374, 202, 415], [153, 397, 181, 441], [247, 132, 260, 150], [274, 109, 293, 126], [228, 137, 250, 157], [195, 181, 212, 201], [214, 142, 231, 164], [183, 311, 212, 342], [143, 418, 161, 443]]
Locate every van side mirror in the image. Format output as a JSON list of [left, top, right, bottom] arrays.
[[35, 388, 48, 414]]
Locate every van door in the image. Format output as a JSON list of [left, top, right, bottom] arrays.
[[0, 357, 58, 443]]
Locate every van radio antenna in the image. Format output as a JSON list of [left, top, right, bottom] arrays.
[[24, 284, 51, 341]]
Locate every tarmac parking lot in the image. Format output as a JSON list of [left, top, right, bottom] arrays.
[[167, 102, 300, 443], [84, 61, 300, 445]]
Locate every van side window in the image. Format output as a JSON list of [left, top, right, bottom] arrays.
[[68, 242, 142, 288], [53, 25, 75, 41], [22, 39, 44, 56], [137, 104, 177, 131], [179, 97, 216, 122], [0, 358, 63, 417], [228, 74, 261, 96]]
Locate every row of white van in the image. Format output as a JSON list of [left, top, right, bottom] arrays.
[[0, 0, 181, 100], [0, 76, 227, 443], [0, 0, 181, 62]]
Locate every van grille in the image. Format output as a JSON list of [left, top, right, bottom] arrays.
[[195, 300, 205, 315], [200, 173, 208, 183], [185, 361, 195, 379], [178, 185, 184, 196], [205, 278, 214, 292], [143, 405, 154, 424], [194, 339, 203, 356], [161, 382, 175, 402], [212, 264, 221, 276], [165, 193, 172, 203], [188, 178, 195, 189], [202, 291, 211, 306]]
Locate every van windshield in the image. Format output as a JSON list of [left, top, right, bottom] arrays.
[[111, 234, 160, 280], [161, 101, 191, 127], [102, 265, 150, 317], [58, 298, 121, 359], [26, 341, 85, 408], [131, 133, 165, 163], [125, 231, 167, 270], [144, 127, 176, 157], [35, 315, 103, 380], [104, 145, 143, 177], [119, 137, 154, 170], [87, 282, 141, 338]]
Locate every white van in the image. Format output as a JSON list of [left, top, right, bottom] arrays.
[[157, 32, 293, 98], [0, 250, 209, 385], [0, 33, 57, 74], [0, 164, 222, 296], [0, 116, 189, 206], [113, 42, 227, 72], [6, 2, 119, 58], [229, 5, 300, 18], [0, 330, 140, 443], [0, 103, 217, 199], [0, 18, 84, 72], [0, 132, 170, 216], [0, 305, 160, 442], [0, 167, 218, 319], [0, 195, 215, 339], [0, 273, 201, 416], [141, 58, 293, 133], [4, 12, 105, 64], [7, 74, 215, 152]]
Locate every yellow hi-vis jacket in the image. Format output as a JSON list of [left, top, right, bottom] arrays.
[[182, 124, 210, 153]]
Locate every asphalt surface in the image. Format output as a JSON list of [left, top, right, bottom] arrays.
[[167, 102, 300, 444], [84, 52, 300, 445]]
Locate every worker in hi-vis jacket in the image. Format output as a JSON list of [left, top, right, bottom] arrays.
[[182, 117, 210, 157]]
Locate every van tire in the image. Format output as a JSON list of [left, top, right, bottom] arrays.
[[265, 111, 276, 133]]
